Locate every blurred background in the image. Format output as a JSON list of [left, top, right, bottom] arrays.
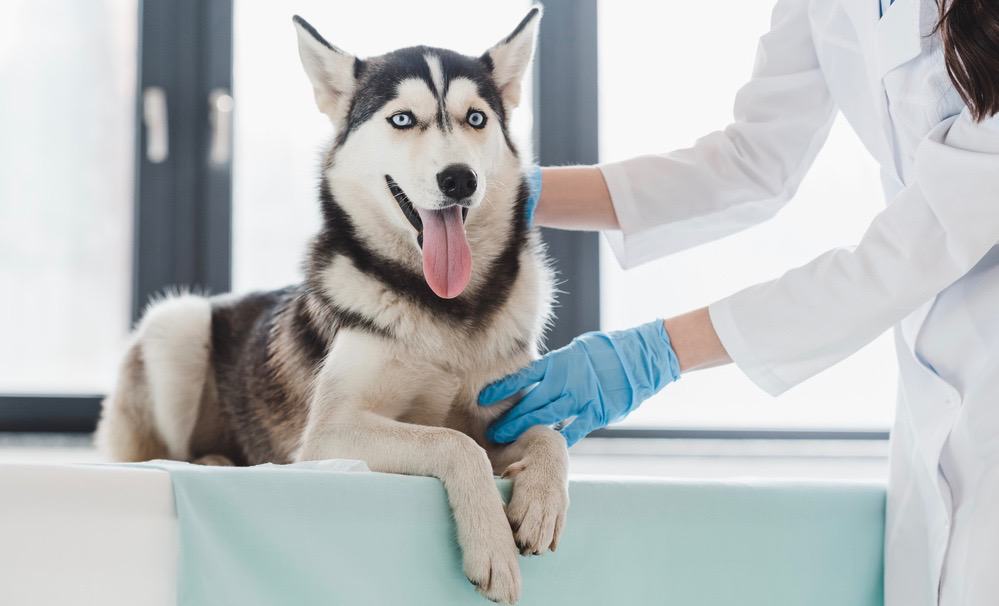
[[0, 0, 892, 473]]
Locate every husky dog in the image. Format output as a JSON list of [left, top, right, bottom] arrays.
[[96, 7, 566, 604]]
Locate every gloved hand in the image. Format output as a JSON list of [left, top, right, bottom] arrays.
[[524, 165, 542, 227], [479, 319, 681, 446]]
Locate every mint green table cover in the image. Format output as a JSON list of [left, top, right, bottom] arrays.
[[150, 462, 885, 606]]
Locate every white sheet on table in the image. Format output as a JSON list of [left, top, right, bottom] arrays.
[[0, 463, 177, 606]]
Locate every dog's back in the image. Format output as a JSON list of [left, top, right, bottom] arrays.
[[99, 285, 350, 465]]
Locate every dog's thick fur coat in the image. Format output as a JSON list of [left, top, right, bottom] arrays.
[[96, 8, 566, 604]]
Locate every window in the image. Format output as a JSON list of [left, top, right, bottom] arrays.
[[3, 0, 893, 440], [598, 0, 896, 431], [0, 0, 137, 395], [231, 0, 534, 292]]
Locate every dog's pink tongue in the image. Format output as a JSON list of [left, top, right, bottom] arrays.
[[416, 205, 471, 299]]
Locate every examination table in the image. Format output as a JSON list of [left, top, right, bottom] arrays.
[[0, 462, 885, 605]]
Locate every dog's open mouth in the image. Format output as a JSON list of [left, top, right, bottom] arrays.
[[385, 175, 468, 238], [386, 175, 424, 235], [385, 175, 472, 299]]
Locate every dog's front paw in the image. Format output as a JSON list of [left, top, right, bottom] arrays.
[[462, 532, 521, 604], [504, 461, 569, 555]]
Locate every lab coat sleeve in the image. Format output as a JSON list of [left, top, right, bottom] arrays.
[[709, 110, 999, 395], [599, 0, 836, 269]]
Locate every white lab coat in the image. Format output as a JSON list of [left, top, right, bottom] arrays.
[[598, 0, 999, 604]]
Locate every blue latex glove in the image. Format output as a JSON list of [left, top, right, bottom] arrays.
[[479, 319, 681, 446], [524, 165, 542, 227]]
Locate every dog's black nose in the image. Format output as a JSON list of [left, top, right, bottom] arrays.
[[436, 164, 477, 201]]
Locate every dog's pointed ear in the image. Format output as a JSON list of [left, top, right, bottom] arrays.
[[481, 6, 542, 109], [293, 15, 358, 124]]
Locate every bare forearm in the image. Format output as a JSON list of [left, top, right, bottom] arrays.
[[533, 167, 728, 372], [664, 308, 731, 373], [533, 166, 621, 231]]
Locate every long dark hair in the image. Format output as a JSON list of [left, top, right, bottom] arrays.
[[937, 0, 999, 121]]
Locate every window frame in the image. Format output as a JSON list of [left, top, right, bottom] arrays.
[[0, 0, 890, 443]]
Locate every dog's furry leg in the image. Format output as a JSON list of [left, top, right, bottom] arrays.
[[95, 340, 168, 462], [297, 331, 521, 605], [299, 411, 521, 604], [489, 426, 569, 555]]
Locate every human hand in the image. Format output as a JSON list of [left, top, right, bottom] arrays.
[[479, 320, 681, 446]]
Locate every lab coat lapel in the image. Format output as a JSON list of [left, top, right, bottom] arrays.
[[839, 0, 895, 169], [840, 0, 923, 182], [874, 0, 922, 76]]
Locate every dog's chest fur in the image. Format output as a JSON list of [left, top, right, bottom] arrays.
[[204, 228, 552, 466]]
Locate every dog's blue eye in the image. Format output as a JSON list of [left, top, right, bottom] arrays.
[[467, 110, 487, 129], [389, 112, 415, 129]]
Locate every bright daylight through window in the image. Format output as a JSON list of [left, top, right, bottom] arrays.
[[598, 0, 896, 431], [0, 1, 137, 394]]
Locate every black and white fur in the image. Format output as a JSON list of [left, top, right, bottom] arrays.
[[96, 8, 565, 604]]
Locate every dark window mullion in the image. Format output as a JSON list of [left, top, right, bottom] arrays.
[[201, 0, 234, 296], [133, 0, 232, 323], [535, 0, 601, 350]]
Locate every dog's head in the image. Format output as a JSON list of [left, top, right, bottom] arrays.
[[293, 8, 540, 300]]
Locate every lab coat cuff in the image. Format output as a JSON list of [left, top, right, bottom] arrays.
[[598, 160, 645, 269], [708, 298, 792, 397]]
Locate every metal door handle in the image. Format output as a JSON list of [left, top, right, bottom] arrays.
[[208, 88, 233, 166], [142, 86, 169, 163]]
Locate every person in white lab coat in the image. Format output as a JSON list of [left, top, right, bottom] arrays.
[[477, 1, 999, 604]]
